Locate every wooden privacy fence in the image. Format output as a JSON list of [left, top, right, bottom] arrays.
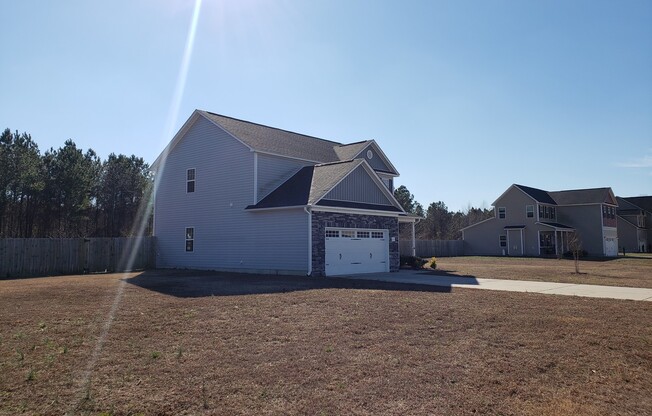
[[399, 239, 464, 258], [0, 237, 156, 278]]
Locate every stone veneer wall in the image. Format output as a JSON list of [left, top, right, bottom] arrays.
[[311, 211, 399, 277]]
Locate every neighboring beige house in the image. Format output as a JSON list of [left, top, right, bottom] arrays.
[[462, 184, 619, 257], [617, 196, 651, 253]]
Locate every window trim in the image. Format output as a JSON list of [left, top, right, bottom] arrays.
[[498, 207, 506, 219], [526, 205, 534, 218], [185, 227, 194, 252], [186, 168, 196, 193]]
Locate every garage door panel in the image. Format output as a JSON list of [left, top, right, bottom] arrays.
[[325, 228, 389, 276]]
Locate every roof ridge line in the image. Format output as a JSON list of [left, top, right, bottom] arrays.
[[202, 110, 343, 146]]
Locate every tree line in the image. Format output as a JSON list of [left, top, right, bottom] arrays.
[[0, 129, 152, 238], [393, 185, 493, 240]]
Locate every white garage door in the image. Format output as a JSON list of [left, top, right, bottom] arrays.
[[325, 228, 389, 276], [604, 237, 618, 257]]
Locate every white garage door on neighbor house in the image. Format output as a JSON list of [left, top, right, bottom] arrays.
[[325, 228, 389, 276]]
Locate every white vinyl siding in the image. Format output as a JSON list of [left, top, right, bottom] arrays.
[[154, 116, 309, 274], [186, 168, 196, 193]]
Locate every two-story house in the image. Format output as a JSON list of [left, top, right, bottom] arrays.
[[617, 196, 651, 253], [461, 184, 619, 257], [152, 110, 416, 276]]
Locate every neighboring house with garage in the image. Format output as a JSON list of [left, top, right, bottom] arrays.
[[461, 184, 619, 257], [151, 110, 417, 276], [617, 196, 651, 253]]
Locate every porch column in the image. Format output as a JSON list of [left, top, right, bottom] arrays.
[[411, 221, 416, 257]]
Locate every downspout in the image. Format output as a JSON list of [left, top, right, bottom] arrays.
[[304, 206, 312, 276]]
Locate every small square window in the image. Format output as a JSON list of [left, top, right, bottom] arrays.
[[341, 230, 355, 238], [498, 207, 506, 219], [371, 231, 384, 239], [357, 231, 370, 238], [325, 230, 339, 238]]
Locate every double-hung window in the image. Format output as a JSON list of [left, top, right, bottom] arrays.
[[499, 235, 507, 247], [187, 169, 196, 193], [498, 207, 506, 219], [185, 227, 194, 252], [526, 205, 534, 218]]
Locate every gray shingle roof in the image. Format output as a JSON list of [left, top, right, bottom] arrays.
[[623, 196, 652, 213], [549, 188, 613, 205], [247, 159, 401, 213], [202, 111, 344, 163], [333, 141, 371, 161], [247, 160, 362, 209], [538, 222, 575, 230], [514, 184, 557, 204]]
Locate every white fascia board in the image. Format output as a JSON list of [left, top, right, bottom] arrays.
[[354, 140, 400, 176], [152, 109, 256, 172], [246, 205, 307, 213], [557, 202, 609, 207], [198, 110, 254, 152], [151, 110, 203, 172], [311, 205, 402, 218], [398, 216, 420, 223]]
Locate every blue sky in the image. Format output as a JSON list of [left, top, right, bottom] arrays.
[[1, 0, 650, 211]]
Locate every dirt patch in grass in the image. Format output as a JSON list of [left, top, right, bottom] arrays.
[[1, 270, 651, 415], [434, 256, 652, 288]]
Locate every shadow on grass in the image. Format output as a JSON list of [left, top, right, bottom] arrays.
[[124, 269, 459, 298]]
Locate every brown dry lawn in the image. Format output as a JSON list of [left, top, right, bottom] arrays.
[[1, 270, 651, 415], [434, 255, 652, 288]]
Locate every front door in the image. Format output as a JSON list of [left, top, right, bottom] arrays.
[[507, 229, 523, 256]]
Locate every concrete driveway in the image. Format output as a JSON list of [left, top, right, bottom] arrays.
[[338, 270, 652, 301]]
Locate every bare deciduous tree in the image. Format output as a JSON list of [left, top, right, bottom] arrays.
[[568, 231, 583, 274]]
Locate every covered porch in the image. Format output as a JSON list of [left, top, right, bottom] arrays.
[[537, 222, 575, 257], [398, 214, 422, 257]]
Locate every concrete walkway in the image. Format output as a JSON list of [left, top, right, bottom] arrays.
[[339, 270, 652, 301]]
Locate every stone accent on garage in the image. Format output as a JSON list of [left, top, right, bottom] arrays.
[[311, 211, 399, 277]]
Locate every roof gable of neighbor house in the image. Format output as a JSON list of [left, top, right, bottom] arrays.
[[246, 159, 403, 212], [549, 187, 616, 206], [616, 196, 643, 214], [513, 184, 557, 204], [623, 196, 652, 213]]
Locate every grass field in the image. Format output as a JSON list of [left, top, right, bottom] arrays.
[[434, 255, 652, 289], [1, 270, 651, 415]]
